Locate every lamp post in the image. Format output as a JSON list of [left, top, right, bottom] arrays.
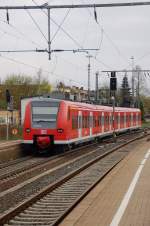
[[131, 56, 134, 107], [86, 55, 93, 101]]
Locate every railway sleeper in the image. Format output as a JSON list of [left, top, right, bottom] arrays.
[[19, 213, 61, 218], [46, 191, 82, 196], [7, 220, 51, 225], [24, 210, 63, 215], [24, 206, 64, 214], [36, 198, 75, 203], [10, 216, 57, 222], [42, 196, 77, 201], [39, 198, 77, 203], [33, 203, 69, 208]]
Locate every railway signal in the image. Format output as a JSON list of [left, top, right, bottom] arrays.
[[6, 89, 11, 103], [110, 71, 117, 91]]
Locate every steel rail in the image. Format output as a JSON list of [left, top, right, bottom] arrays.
[[0, 133, 146, 225]]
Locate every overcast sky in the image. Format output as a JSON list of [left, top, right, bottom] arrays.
[[0, 0, 150, 91]]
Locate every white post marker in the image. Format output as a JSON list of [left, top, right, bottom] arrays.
[[110, 149, 150, 226]]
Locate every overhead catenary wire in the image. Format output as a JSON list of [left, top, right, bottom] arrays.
[[51, 7, 72, 43], [0, 54, 87, 86], [0, 16, 44, 48], [25, 9, 48, 43], [32, 0, 83, 48], [0, 0, 110, 68], [0, 0, 120, 87], [80, 0, 129, 65]]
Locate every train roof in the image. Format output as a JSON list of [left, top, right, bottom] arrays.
[[29, 97, 140, 112]]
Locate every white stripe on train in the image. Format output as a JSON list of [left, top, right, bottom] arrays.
[[22, 126, 140, 144]]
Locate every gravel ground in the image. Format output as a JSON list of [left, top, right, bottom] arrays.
[[0, 142, 119, 213]]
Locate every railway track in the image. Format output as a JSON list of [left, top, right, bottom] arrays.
[[0, 141, 107, 193], [0, 130, 143, 193], [0, 130, 137, 190], [0, 130, 147, 226]]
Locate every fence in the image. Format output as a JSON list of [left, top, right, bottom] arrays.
[[0, 124, 22, 141]]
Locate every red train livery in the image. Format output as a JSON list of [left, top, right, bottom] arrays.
[[23, 98, 141, 152]]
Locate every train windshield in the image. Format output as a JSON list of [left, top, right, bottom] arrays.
[[32, 101, 59, 129]]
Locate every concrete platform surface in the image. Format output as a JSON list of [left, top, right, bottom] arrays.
[[59, 138, 150, 226], [0, 140, 22, 162]]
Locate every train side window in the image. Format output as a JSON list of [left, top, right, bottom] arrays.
[[72, 114, 78, 129], [90, 115, 93, 127], [97, 115, 100, 127], [78, 115, 82, 128], [121, 115, 124, 124], [93, 116, 95, 128], [126, 115, 128, 124], [110, 114, 112, 125], [99, 115, 101, 127], [87, 115, 90, 128], [83, 116, 85, 128], [94, 116, 97, 127], [129, 114, 131, 123], [72, 115, 75, 129], [101, 115, 104, 126], [68, 107, 70, 120], [84, 115, 87, 128], [115, 115, 118, 124]]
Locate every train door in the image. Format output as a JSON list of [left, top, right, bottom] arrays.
[[124, 112, 126, 129], [101, 112, 104, 133], [90, 112, 93, 137], [134, 113, 136, 126], [131, 113, 133, 127], [135, 113, 137, 126], [104, 112, 108, 132], [118, 113, 120, 130], [120, 113, 123, 129], [115, 112, 118, 130], [78, 111, 82, 139], [109, 112, 112, 131]]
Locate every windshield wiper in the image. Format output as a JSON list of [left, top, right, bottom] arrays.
[[34, 120, 47, 123]]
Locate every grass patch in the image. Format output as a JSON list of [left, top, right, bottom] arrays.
[[142, 121, 150, 128]]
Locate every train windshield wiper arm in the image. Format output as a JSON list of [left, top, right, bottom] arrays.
[[34, 119, 56, 122]]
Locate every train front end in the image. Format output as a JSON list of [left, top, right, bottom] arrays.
[[23, 98, 64, 152]]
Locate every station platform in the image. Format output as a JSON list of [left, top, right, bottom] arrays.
[[59, 137, 150, 226], [0, 140, 22, 162]]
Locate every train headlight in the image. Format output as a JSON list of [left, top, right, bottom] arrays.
[[25, 128, 31, 133]]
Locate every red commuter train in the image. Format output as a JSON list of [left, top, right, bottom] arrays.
[[23, 98, 141, 152]]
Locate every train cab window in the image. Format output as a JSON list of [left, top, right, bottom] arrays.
[[32, 100, 60, 129]]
